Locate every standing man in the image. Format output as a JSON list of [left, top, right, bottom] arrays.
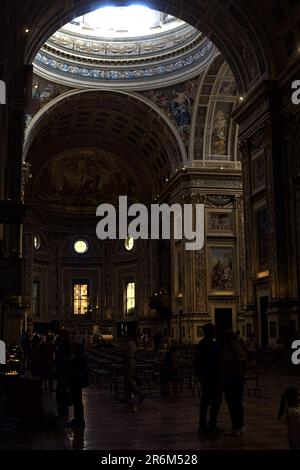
[[55, 329, 72, 418], [195, 323, 223, 434], [68, 342, 89, 428]]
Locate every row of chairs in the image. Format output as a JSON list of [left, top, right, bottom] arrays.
[[88, 348, 263, 401], [95, 366, 262, 400], [91, 362, 202, 399]]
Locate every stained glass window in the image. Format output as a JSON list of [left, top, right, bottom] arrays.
[[73, 282, 89, 315], [126, 282, 135, 315]]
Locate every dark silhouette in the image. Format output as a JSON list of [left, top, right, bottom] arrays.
[[68, 342, 89, 428], [55, 329, 72, 418], [123, 332, 145, 404], [278, 387, 300, 450], [195, 323, 222, 434], [153, 331, 162, 351], [39, 334, 55, 391], [222, 330, 247, 437], [160, 348, 178, 397], [21, 330, 31, 368], [236, 330, 247, 352], [29, 334, 41, 376]]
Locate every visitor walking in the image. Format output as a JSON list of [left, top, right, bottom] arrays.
[[123, 331, 145, 404]]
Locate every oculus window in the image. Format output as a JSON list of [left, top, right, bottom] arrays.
[[33, 234, 41, 250], [124, 236, 134, 252], [71, 6, 179, 38], [73, 239, 89, 254]]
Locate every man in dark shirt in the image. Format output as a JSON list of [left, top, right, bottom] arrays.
[[195, 323, 223, 434]]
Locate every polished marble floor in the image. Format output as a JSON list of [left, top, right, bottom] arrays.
[[1, 373, 300, 450]]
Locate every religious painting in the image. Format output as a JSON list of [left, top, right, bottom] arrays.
[[252, 154, 265, 192], [207, 212, 233, 234], [211, 102, 233, 156], [142, 77, 198, 148], [210, 248, 234, 291], [33, 148, 139, 210], [219, 80, 236, 96], [26, 76, 69, 128], [255, 207, 269, 273]]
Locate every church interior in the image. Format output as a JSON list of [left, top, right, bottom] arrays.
[[1, 0, 300, 453]]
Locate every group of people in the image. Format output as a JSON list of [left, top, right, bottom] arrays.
[[195, 323, 300, 449], [21, 329, 89, 428], [195, 324, 247, 437], [19, 325, 300, 448]]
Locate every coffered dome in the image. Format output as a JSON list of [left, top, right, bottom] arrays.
[[33, 5, 215, 90]]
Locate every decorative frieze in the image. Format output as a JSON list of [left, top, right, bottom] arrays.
[[206, 194, 235, 208]]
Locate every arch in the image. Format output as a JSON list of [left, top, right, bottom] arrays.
[[204, 61, 239, 162], [24, 0, 273, 95], [24, 88, 187, 166], [189, 52, 223, 161], [24, 88, 187, 201]]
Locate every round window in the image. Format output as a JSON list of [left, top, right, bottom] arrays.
[[124, 236, 134, 251], [33, 234, 41, 250], [74, 239, 89, 254]]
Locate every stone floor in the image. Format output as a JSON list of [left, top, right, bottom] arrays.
[[1, 373, 300, 450]]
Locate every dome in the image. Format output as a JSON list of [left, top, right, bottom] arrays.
[[33, 5, 215, 90]]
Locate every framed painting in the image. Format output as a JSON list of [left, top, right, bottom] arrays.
[[255, 207, 269, 273], [209, 247, 235, 292], [206, 210, 234, 236]]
